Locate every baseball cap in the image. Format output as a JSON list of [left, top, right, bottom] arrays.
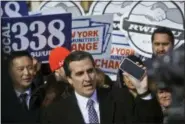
[[49, 47, 70, 72]]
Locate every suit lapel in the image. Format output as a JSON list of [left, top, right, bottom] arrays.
[[98, 88, 115, 124], [29, 92, 38, 110], [64, 88, 115, 124], [67, 93, 85, 124], [29, 85, 45, 110]]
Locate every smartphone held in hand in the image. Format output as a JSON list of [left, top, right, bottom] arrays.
[[119, 58, 146, 81]]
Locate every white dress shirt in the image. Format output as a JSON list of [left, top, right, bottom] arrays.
[[15, 88, 31, 109], [75, 90, 100, 123], [142, 94, 152, 100]]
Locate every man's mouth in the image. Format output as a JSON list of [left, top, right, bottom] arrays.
[[157, 52, 165, 55], [84, 83, 93, 87], [164, 98, 170, 100], [23, 78, 32, 82], [157, 54, 165, 57]]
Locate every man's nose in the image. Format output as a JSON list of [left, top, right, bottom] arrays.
[[158, 45, 165, 51], [162, 92, 169, 98], [84, 72, 91, 81], [23, 68, 29, 75]]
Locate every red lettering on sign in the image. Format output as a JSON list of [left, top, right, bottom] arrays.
[[72, 32, 76, 38], [95, 59, 120, 69], [77, 30, 99, 38], [111, 47, 115, 54], [113, 47, 135, 56], [93, 30, 98, 37], [71, 42, 98, 51]]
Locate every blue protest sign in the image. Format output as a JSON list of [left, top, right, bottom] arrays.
[[1, 1, 28, 17], [1, 13, 72, 62]]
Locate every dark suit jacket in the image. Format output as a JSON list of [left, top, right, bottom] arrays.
[[2, 80, 44, 123], [29, 83, 45, 110], [1, 53, 44, 123], [41, 87, 115, 124], [41, 86, 163, 124]]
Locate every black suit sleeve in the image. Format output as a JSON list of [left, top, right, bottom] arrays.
[[133, 95, 163, 123], [112, 87, 163, 124]]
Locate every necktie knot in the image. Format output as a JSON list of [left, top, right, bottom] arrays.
[[20, 93, 28, 101], [87, 99, 94, 107]]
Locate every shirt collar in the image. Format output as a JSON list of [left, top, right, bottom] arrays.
[[15, 88, 31, 97], [75, 90, 98, 108]]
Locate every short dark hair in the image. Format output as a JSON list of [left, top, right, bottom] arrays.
[[8, 51, 33, 68], [63, 51, 95, 77], [151, 27, 174, 46]]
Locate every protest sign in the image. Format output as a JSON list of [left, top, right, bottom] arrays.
[[38, 7, 114, 72], [1, 13, 72, 63], [1, 1, 28, 17], [72, 14, 113, 73], [39, 0, 184, 80], [72, 26, 104, 54], [89, 1, 185, 80]]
